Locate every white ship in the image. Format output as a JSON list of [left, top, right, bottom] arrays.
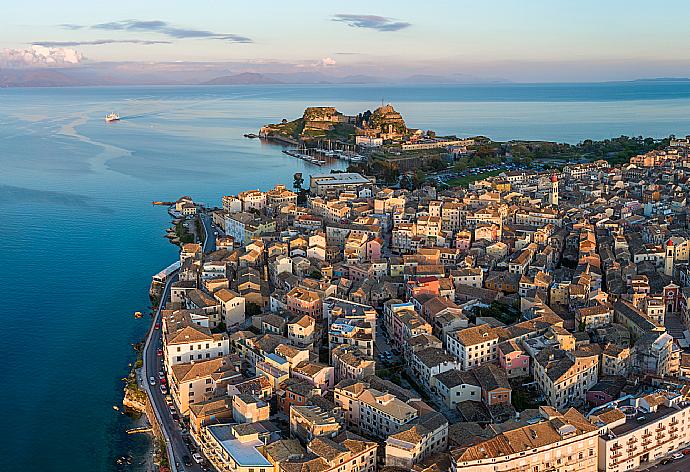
[[105, 113, 120, 123]]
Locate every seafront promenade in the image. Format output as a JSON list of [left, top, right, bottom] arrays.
[[140, 212, 214, 471]]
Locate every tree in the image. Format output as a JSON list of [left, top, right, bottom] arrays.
[[293, 172, 304, 191], [246, 302, 262, 317]]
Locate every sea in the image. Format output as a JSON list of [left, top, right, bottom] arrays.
[[4, 81, 690, 471]]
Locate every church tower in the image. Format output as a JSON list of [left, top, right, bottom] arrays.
[[664, 238, 675, 276], [549, 174, 559, 207]]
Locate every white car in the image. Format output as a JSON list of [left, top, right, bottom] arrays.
[[192, 453, 203, 464], [149, 376, 156, 386], [672, 452, 684, 460]]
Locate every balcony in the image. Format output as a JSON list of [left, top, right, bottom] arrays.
[[611, 451, 622, 459], [611, 443, 623, 451], [642, 431, 652, 438], [656, 424, 666, 431], [627, 436, 638, 443]]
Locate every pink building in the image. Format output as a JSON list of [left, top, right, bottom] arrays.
[[365, 237, 383, 262], [498, 340, 530, 378], [286, 287, 322, 319]]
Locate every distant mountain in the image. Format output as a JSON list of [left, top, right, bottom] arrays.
[[631, 77, 690, 82], [338, 74, 385, 84], [203, 72, 283, 85], [402, 73, 510, 84], [0, 68, 82, 87]]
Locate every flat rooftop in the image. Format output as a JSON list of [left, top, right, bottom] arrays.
[[208, 425, 272, 467], [311, 173, 370, 185], [610, 405, 678, 436]]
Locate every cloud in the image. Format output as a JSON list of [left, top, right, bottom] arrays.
[[321, 57, 337, 66], [79, 20, 252, 43], [0, 45, 82, 67], [33, 39, 171, 47], [332, 14, 410, 32]]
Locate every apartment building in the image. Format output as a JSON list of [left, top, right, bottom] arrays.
[[331, 344, 376, 383], [169, 355, 240, 415], [534, 347, 599, 410], [328, 318, 374, 359], [290, 404, 342, 444], [281, 432, 377, 472], [385, 412, 448, 468], [287, 314, 316, 348], [286, 287, 322, 319], [446, 324, 499, 371], [199, 424, 275, 472], [214, 288, 246, 327], [333, 380, 420, 439], [589, 390, 690, 472], [162, 310, 230, 370], [452, 407, 599, 472]]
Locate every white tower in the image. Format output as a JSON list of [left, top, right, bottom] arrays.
[[664, 239, 675, 276], [549, 174, 559, 207]]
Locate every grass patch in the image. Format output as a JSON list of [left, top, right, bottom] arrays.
[[446, 169, 503, 188]]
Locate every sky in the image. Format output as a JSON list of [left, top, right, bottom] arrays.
[[3, 0, 690, 82]]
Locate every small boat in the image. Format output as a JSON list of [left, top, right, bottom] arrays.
[[113, 405, 120, 411], [105, 112, 120, 123], [134, 311, 143, 319]]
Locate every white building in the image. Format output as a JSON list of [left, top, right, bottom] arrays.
[[589, 390, 690, 472]]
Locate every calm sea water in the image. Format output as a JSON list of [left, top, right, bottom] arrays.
[[4, 82, 690, 471]]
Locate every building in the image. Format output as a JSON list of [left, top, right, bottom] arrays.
[[446, 325, 500, 371], [331, 345, 376, 383], [333, 380, 421, 439], [590, 390, 690, 472], [286, 287, 322, 319], [310, 173, 374, 197], [162, 310, 230, 370], [385, 412, 448, 468], [281, 432, 377, 472], [290, 404, 342, 444], [169, 355, 240, 415], [199, 423, 275, 472], [452, 407, 599, 472], [534, 347, 599, 410]]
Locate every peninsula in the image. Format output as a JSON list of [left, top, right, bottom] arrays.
[[133, 135, 690, 472]]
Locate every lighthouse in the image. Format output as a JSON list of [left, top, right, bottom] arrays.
[[549, 174, 559, 207]]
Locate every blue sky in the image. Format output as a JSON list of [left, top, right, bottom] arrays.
[[3, 0, 690, 81]]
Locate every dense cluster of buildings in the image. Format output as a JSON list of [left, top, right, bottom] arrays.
[[156, 142, 690, 472]]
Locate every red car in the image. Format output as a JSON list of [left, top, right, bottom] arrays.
[[156, 349, 163, 356], [684, 448, 690, 455], [154, 323, 160, 330]]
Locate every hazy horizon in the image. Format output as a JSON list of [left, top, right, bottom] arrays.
[[5, 0, 690, 83]]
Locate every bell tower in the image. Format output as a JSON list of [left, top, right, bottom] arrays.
[[549, 174, 559, 207]]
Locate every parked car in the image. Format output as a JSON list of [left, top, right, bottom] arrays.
[[149, 376, 156, 386], [672, 452, 684, 460], [193, 453, 204, 464], [182, 455, 193, 467], [156, 349, 163, 356], [684, 448, 690, 455], [159, 384, 168, 395], [660, 458, 672, 465], [158, 371, 165, 380], [154, 323, 160, 330]]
